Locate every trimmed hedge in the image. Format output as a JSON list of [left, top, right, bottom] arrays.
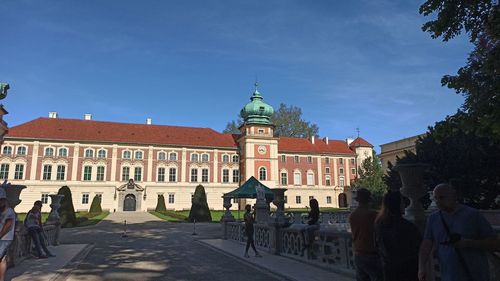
[[188, 185, 212, 222], [89, 195, 102, 216], [155, 195, 167, 212], [57, 186, 77, 228]]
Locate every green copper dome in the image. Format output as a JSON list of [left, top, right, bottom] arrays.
[[240, 83, 274, 125]]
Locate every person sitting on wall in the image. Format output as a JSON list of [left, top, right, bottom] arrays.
[[25, 201, 55, 258], [0, 189, 15, 281], [301, 198, 320, 256]]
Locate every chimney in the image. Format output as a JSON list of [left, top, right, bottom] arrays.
[[311, 135, 315, 144], [324, 137, 329, 145], [48, 112, 58, 119], [84, 114, 92, 120], [346, 138, 354, 145], [146, 118, 152, 125]]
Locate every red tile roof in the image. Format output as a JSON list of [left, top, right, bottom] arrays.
[[6, 118, 361, 155], [349, 137, 373, 148], [278, 137, 355, 155], [6, 118, 238, 148]]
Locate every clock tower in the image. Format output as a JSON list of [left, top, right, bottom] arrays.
[[237, 83, 279, 188]]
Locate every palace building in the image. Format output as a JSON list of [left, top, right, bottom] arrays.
[[1, 86, 373, 213]]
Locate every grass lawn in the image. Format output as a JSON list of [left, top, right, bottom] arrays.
[[17, 211, 110, 227], [17, 212, 50, 223]]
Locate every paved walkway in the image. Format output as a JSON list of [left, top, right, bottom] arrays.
[[6, 212, 355, 281]]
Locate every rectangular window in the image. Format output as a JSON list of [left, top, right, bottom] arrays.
[[281, 155, 286, 162], [168, 194, 175, 204], [232, 170, 239, 183], [82, 193, 89, 204], [325, 157, 330, 164], [294, 156, 299, 163], [202, 168, 209, 182], [296, 196, 301, 204], [42, 165, 51, 180], [351, 159, 355, 165], [83, 166, 92, 181], [0, 164, 9, 180], [294, 172, 301, 186], [351, 168, 356, 175], [222, 169, 229, 183], [339, 168, 344, 175], [326, 176, 331, 186], [134, 167, 142, 181], [339, 158, 343, 165], [122, 167, 130, 181], [14, 164, 24, 180], [307, 156, 312, 163], [307, 173, 314, 186], [41, 193, 49, 204], [96, 166, 105, 181], [158, 167, 165, 182], [325, 167, 330, 174], [56, 165, 65, 180], [190, 168, 198, 182], [327, 196, 332, 204], [169, 168, 176, 182], [281, 172, 287, 186], [339, 177, 345, 187]]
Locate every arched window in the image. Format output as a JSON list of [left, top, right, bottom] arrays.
[[222, 155, 229, 163], [232, 155, 239, 163], [58, 148, 67, 157], [158, 152, 166, 160], [44, 147, 54, 157], [84, 149, 94, 158], [135, 151, 143, 160], [169, 152, 177, 161], [2, 146, 12, 155], [16, 146, 26, 156], [123, 151, 131, 159], [191, 153, 198, 162], [201, 153, 209, 162], [98, 149, 107, 159], [259, 167, 267, 181]]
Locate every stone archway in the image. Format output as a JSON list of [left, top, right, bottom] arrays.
[[338, 193, 348, 208], [123, 194, 137, 211]]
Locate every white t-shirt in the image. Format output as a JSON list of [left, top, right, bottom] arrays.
[[0, 208, 16, 240]]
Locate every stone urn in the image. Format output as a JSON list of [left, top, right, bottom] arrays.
[[47, 194, 65, 222], [222, 196, 235, 221], [271, 188, 287, 225], [394, 163, 428, 231], [0, 183, 26, 210]]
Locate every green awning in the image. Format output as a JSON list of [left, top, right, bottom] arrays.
[[223, 176, 274, 200]]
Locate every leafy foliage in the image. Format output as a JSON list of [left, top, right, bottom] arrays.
[[88, 195, 102, 216], [188, 185, 212, 222], [155, 194, 167, 212], [57, 186, 77, 227], [352, 152, 388, 207], [223, 103, 319, 138]]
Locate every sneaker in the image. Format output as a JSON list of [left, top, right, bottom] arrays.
[[255, 253, 262, 258], [244, 253, 250, 258]]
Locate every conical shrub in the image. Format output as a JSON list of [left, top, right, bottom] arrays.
[[57, 186, 77, 227], [188, 184, 212, 222], [155, 194, 167, 212], [89, 195, 102, 216]]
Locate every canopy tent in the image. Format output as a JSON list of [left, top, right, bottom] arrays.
[[223, 176, 274, 200]]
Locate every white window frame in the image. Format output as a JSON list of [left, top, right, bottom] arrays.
[[134, 166, 142, 181], [58, 148, 68, 157], [307, 172, 314, 186], [41, 193, 49, 204], [16, 146, 27, 156], [134, 151, 143, 160], [169, 167, 177, 182], [122, 166, 130, 181], [339, 176, 345, 187], [56, 165, 66, 181], [202, 168, 209, 182], [232, 170, 239, 183], [2, 146, 12, 155], [232, 155, 239, 163], [44, 147, 54, 157], [97, 149, 107, 159], [281, 172, 288, 186], [82, 193, 90, 204], [190, 168, 198, 182], [327, 196, 332, 204], [14, 163, 24, 180], [158, 152, 166, 160], [325, 175, 331, 186], [122, 150, 132, 159], [157, 167, 166, 182], [201, 153, 209, 162], [0, 163, 9, 179], [222, 169, 229, 183], [259, 167, 266, 181], [191, 153, 199, 162], [83, 166, 92, 181], [84, 149, 94, 158], [96, 166, 105, 181], [168, 193, 175, 204], [42, 164, 52, 180], [294, 171, 301, 186], [222, 155, 229, 163], [296, 196, 301, 204], [169, 152, 177, 161]]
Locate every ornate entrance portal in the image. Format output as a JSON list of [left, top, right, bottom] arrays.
[[338, 193, 348, 208], [123, 194, 137, 211]]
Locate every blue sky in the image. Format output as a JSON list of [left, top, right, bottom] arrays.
[[0, 0, 470, 152]]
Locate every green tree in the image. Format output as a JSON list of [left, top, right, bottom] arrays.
[[223, 103, 320, 138], [155, 194, 167, 212], [57, 186, 77, 227], [188, 185, 212, 222], [352, 153, 388, 207], [89, 195, 102, 216], [420, 0, 500, 139]]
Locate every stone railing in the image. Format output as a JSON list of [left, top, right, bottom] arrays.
[[9, 221, 61, 267], [223, 218, 500, 281]]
